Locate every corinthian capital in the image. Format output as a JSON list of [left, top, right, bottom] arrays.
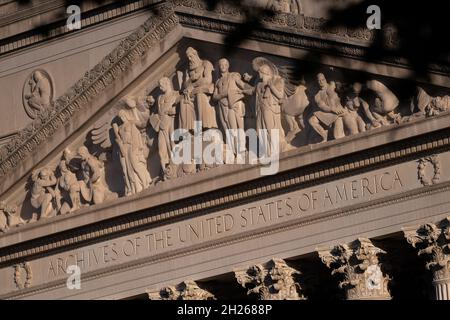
[[317, 238, 392, 300], [147, 280, 215, 300], [234, 258, 305, 300], [403, 217, 450, 281]]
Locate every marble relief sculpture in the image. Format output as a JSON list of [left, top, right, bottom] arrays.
[[150, 77, 180, 174], [57, 155, 81, 214], [0, 201, 24, 232], [77, 146, 117, 205], [182, 47, 218, 130], [252, 57, 290, 155], [365, 80, 400, 125], [5, 47, 449, 233], [269, 0, 303, 14], [30, 167, 58, 220], [23, 70, 53, 119], [309, 74, 347, 142], [113, 99, 152, 196], [411, 87, 450, 117], [213, 58, 252, 159]]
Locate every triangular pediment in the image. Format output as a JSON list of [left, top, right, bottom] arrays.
[[1, 1, 450, 238]]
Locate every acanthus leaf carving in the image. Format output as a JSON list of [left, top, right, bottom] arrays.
[[404, 218, 450, 281], [234, 258, 305, 300], [318, 238, 392, 300], [147, 280, 215, 300]]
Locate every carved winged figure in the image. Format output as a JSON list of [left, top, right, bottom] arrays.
[[90, 96, 153, 196], [252, 57, 307, 155]]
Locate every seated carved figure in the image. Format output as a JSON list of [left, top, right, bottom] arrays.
[[31, 167, 57, 220], [309, 74, 346, 142], [269, 0, 303, 14], [0, 201, 25, 232], [343, 82, 369, 134], [77, 146, 116, 205], [24, 71, 52, 117]]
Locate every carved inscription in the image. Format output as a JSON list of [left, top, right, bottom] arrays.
[[43, 168, 404, 281]]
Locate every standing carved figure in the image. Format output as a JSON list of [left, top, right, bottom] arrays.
[[24, 71, 52, 117], [213, 58, 252, 159], [152, 77, 180, 173], [31, 168, 57, 219], [182, 47, 217, 130], [57, 154, 81, 213], [113, 99, 152, 196], [78, 146, 116, 204], [252, 57, 289, 156], [309, 74, 346, 142]]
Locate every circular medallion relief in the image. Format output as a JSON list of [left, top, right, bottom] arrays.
[[22, 69, 54, 119]]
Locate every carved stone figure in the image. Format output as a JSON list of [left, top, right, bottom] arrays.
[[77, 146, 116, 205], [252, 57, 290, 156], [366, 80, 400, 125], [23, 70, 53, 119], [57, 152, 81, 213], [213, 58, 252, 159], [147, 280, 215, 300], [235, 258, 305, 300], [182, 47, 217, 130], [318, 238, 392, 300], [309, 74, 346, 142], [269, 0, 303, 14], [113, 98, 152, 196], [31, 167, 58, 220], [150, 77, 180, 174], [0, 201, 24, 232], [411, 87, 450, 118], [343, 82, 369, 134]]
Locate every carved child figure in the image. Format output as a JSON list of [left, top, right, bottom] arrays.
[[31, 167, 57, 220]]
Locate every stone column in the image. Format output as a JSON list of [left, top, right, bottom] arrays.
[[234, 258, 306, 300], [147, 280, 215, 300], [318, 238, 392, 300], [403, 217, 450, 300]]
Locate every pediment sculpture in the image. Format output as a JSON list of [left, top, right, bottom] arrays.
[[1, 43, 449, 233]]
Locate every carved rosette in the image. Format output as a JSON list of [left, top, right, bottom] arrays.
[[418, 155, 441, 186], [318, 239, 392, 300], [404, 218, 450, 300], [234, 258, 305, 300], [147, 280, 215, 300]]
